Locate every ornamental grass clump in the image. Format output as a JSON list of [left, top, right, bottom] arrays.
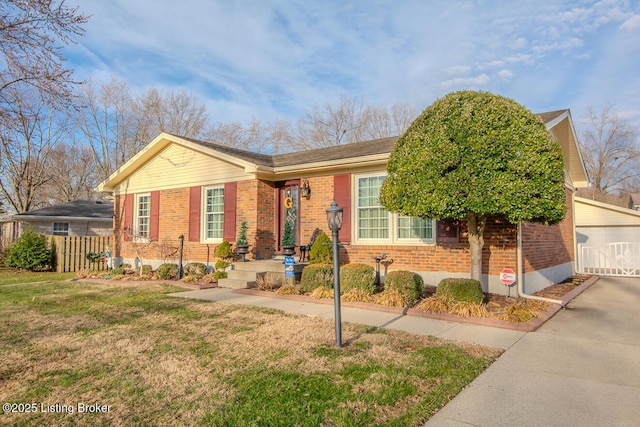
[[383, 270, 425, 305], [498, 299, 550, 322], [415, 295, 452, 314], [436, 278, 484, 304], [342, 289, 375, 303], [340, 263, 376, 295], [300, 264, 333, 293], [375, 289, 407, 307]]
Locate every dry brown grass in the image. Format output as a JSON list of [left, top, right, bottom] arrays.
[[375, 289, 408, 307], [415, 295, 452, 314], [497, 299, 550, 322], [0, 278, 501, 426], [275, 283, 301, 295], [309, 286, 334, 299], [342, 289, 374, 303]]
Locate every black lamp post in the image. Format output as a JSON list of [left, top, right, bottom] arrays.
[[326, 200, 343, 347]]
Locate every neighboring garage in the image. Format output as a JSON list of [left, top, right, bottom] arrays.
[[575, 196, 640, 277]]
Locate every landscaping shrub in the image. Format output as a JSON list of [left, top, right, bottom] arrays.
[[436, 278, 484, 304], [340, 263, 375, 295], [309, 232, 332, 264], [213, 270, 228, 280], [300, 264, 333, 293], [110, 266, 127, 276], [157, 263, 178, 280], [5, 229, 52, 270], [215, 241, 233, 260], [375, 289, 407, 307], [384, 270, 425, 304], [141, 265, 153, 274], [256, 273, 282, 291], [214, 259, 229, 271], [184, 262, 207, 276]]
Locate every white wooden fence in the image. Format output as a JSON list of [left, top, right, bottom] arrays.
[[577, 242, 640, 277]]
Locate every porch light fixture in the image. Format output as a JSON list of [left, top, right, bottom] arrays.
[[326, 200, 343, 347], [300, 179, 311, 198]]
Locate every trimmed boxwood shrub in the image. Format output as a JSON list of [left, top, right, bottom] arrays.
[[157, 263, 178, 280], [300, 264, 333, 293], [141, 265, 153, 274], [436, 278, 484, 304], [384, 270, 425, 304], [215, 241, 233, 260], [185, 262, 207, 276], [340, 263, 376, 295], [309, 232, 332, 265]]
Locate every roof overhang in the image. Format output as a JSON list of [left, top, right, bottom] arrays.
[[12, 215, 113, 222]]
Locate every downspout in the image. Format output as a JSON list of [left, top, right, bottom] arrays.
[[517, 222, 564, 305]]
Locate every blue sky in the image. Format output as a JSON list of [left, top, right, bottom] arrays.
[[66, 0, 640, 131]]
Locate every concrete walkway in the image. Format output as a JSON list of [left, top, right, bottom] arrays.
[[426, 276, 640, 427], [170, 276, 640, 426]]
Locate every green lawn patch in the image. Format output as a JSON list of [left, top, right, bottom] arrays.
[[0, 272, 501, 426]]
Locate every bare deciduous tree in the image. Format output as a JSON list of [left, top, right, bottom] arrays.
[[0, 0, 88, 111], [0, 87, 67, 212], [579, 103, 640, 197], [41, 140, 97, 204], [137, 88, 209, 140]]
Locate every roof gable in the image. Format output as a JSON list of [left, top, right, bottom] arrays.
[[97, 110, 588, 192]]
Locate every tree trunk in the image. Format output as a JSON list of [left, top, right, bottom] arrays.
[[467, 213, 486, 282]]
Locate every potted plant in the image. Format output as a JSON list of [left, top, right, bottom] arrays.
[[281, 220, 296, 256], [236, 220, 250, 262]]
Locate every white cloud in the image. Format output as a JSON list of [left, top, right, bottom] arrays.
[[620, 15, 640, 32], [440, 74, 490, 89], [498, 70, 513, 81]]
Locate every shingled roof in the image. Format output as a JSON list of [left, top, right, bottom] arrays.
[[14, 200, 113, 219], [176, 111, 565, 168]]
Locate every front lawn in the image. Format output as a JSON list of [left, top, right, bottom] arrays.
[[0, 272, 501, 426]]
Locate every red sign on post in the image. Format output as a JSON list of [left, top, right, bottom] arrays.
[[500, 268, 517, 286]]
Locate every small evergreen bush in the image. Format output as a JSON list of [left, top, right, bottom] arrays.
[[436, 278, 484, 304], [214, 259, 229, 271], [185, 262, 207, 276], [340, 263, 376, 295], [157, 263, 178, 280], [213, 270, 228, 280], [5, 229, 51, 270], [111, 266, 127, 276], [215, 241, 233, 260], [141, 265, 153, 274], [309, 231, 332, 264], [300, 264, 333, 293], [384, 271, 425, 304]]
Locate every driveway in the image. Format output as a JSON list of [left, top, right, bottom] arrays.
[[426, 276, 640, 427]]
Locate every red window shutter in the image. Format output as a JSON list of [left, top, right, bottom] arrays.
[[333, 174, 351, 243], [123, 194, 134, 241], [150, 191, 160, 241], [436, 219, 460, 243], [223, 182, 237, 241], [188, 186, 201, 242]]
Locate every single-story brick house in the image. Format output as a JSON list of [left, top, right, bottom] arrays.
[[97, 109, 588, 295]]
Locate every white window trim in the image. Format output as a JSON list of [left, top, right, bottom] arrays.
[[52, 222, 70, 236], [134, 193, 151, 243], [352, 172, 435, 245], [201, 185, 225, 243]]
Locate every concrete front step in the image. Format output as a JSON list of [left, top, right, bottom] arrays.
[[217, 277, 255, 289]]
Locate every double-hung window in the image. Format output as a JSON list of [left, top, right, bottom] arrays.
[[355, 174, 434, 243], [135, 194, 151, 241], [52, 222, 69, 236], [203, 186, 224, 241]]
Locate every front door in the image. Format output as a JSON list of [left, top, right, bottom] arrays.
[[278, 181, 300, 251]]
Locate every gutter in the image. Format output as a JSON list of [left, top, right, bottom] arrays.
[[516, 222, 564, 306]]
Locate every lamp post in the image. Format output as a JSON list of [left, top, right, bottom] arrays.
[[326, 200, 343, 348]]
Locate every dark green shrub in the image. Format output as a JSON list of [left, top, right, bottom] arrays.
[[384, 271, 425, 304], [214, 270, 228, 280], [215, 241, 233, 260], [121, 263, 132, 269], [340, 263, 376, 295], [5, 229, 51, 270], [157, 263, 178, 280], [185, 262, 207, 276], [436, 278, 484, 304], [142, 265, 152, 274], [309, 232, 332, 265], [300, 264, 333, 293], [111, 266, 126, 276], [215, 259, 229, 271]]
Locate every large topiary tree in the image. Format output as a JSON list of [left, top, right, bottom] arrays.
[[380, 91, 566, 282]]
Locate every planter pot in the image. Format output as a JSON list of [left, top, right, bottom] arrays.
[[236, 245, 250, 262], [282, 246, 296, 256]]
